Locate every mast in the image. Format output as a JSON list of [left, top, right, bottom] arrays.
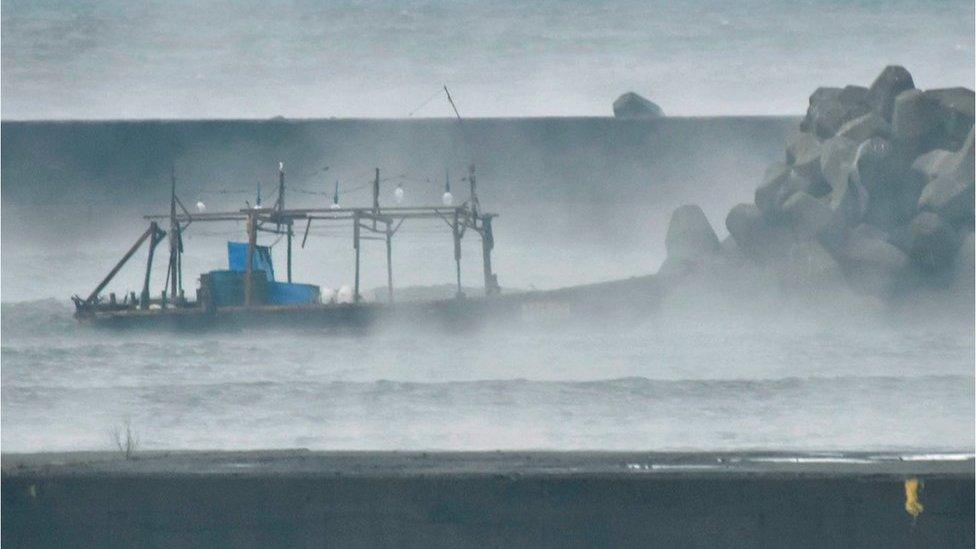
[[168, 168, 179, 304], [277, 162, 293, 283]]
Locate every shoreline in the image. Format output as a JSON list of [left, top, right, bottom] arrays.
[[3, 449, 974, 477], [4, 450, 972, 548]]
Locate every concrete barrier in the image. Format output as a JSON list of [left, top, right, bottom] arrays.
[[3, 451, 972, 548]]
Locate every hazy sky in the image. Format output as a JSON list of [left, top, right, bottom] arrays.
[[2, 0, 974, 119]]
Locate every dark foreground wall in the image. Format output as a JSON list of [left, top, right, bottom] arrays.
[[3, 451, 972, 548]]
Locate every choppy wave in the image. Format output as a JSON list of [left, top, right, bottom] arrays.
[[3, 295, 973, 452], [3, 374, 972, 452], [0, 298, 77, 339]]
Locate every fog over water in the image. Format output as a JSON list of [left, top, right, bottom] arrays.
[[2, 0, 974, 119], [1, 1, 974, 454]]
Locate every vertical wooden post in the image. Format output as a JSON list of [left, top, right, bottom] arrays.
[[481, 216, 497, 296], [141, 222, 159, 309], [353, 210, 361, 302], [468, 164, 478, 214], [385, 222, 393, 303], [286, 223, 293, 283], [168, 169, 179, 304], [177, 241, 183, 298], [278, 162, 292, 284], [453, 208, 462, 299], [372, 168, 380, 213], [245, 211, 257, 307]]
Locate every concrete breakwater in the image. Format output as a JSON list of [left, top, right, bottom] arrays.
[[2, 451, 973, 548], [658, 67, 974, 309]]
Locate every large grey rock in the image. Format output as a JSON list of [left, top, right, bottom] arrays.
[[800, 86, 871, 139], [850, 136, 913, 229], [923, 87, 975, 151], [612, 92, 664, 119], [891, 89, 940, 154], [905, 149, 954, 225], [952, 231, 974, 297], [783, 192, 833, 240], [783, 240, 844, 290], [754, 163, 821, 221], [820, 135, 858, 194], [910, 149, 954, 183], [850, 222, 889, 243], [839, 229, 910, 297], [725, 203, 791, 260], [785, 132, 827, 191], [918, 127, 975, 224], [867, 65, 915, 122], [828, 171, 869, 228], [852, 137, 896, 193], [907, 212, 959, 273], [665, 205, 720, 261], [918, 166, 975, 225], [836, 112, 890, 143]]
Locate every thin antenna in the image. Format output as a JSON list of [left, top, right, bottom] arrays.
[[407, 88, 446, 117], [443, 85, 473, 167], [443, 85, 463, 123]]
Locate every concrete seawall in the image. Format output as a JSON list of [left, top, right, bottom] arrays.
[[3, 451, 972, 548]]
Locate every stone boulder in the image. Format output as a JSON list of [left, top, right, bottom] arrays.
[[783, 192, 833, 241], [827, 170, 869, 228], [725, 203, 792, 260], [820, 135, 858, 195], [783, 240, 844, 291], [613, 92, 664, 119], [800, 86, 871, 139], [852, 137, 897, 193], [891, 89, 941, 155], [838, 229, 910, 297], [918, 127, 975, 225], [923, 87, 975, 151], [952, 232, 975, 297], [754, 163, 822, 221], [907, 212, 960, 273], [665, 205, 720, 261], [785, 132, 827, 190], [867, 65, 915, 122], [851, 136, 914, 229], [910, 149, 954, 183], [836, 112, 890, 143]]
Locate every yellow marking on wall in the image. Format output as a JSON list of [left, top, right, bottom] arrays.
[[904, 478, 923, 519], [28, 484, 37, 499]]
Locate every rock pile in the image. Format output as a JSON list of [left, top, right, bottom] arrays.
[[662, 66, 974, 303]]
